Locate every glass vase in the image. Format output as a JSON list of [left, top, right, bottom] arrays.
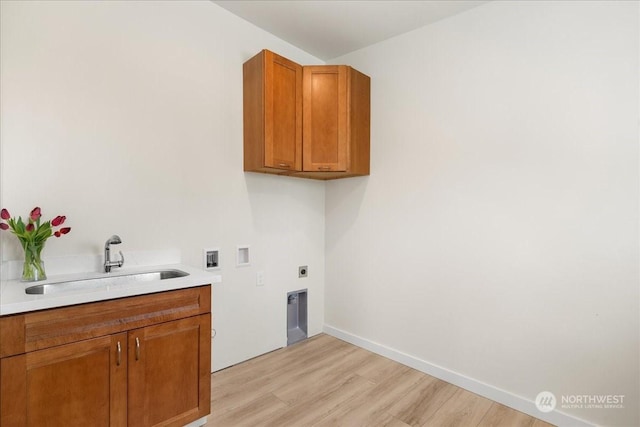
[[21, 241, 47, 282]]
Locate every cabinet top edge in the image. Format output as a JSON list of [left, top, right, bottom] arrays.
[[0, 264, 215, 316], [249, 49, 370, 79]]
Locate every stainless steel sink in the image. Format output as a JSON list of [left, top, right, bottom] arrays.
[[25, 269, 189, 295]]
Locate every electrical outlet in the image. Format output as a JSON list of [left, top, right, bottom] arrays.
[[298, 266, 308, 278], [256, 271, 265, 286]]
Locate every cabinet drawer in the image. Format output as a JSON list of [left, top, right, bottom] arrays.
[[0, 286, 211, 358]]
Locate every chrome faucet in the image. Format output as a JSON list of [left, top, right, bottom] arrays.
[[104, 235, 124, 273]]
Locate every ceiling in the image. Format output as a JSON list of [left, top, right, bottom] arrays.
[[213, 1, 488, 60]]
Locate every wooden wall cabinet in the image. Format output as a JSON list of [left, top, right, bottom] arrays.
[[298, 65, 370, 179], [0, 286, 211, 427], [243, 49, 303, 174], [243, 50, 370, 180]]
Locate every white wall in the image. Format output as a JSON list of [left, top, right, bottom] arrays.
[[325, 1, 639, 426], [2, 1, 638, 425], [0, 0, 325, 371]]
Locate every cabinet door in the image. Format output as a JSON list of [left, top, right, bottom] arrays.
[[0, 334, 127, 427], [128, 314, 211, 427], [244, 50, 302, 173], [303, 65, 348, 172], [264, 51, 303, 171]]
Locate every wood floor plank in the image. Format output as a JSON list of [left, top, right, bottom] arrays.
[[213, 334, 349, 389], [355, 351, 411, 384], [205, 334, 555, 427], [376, 414, 414, 427], [208, 392, 288, 426], [478, 402, 554, 427], [211, 334, 350, 408], [421, 388, 494, 427], [387, 375, 458, 426], [312, 367, 424, 426], [272, 346, 374, 405], [210, 373, 275, 417], [266, 343, 355, 390], [264, 374, 376, 426]]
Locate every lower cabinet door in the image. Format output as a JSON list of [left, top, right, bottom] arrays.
[[127, 314, 211, 427], [0, 334, 127, 427]]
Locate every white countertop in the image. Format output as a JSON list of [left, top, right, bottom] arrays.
[[0, 264, 215, 316]]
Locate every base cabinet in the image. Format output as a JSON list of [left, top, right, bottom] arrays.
[[128, 315, 210, 427], [0, 286, 211, 427]]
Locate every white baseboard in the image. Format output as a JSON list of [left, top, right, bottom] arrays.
[[183, 416, 207, 427], [323, 324, 594, 427]]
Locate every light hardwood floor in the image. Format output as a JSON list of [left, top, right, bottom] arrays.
[[206, 334, 554, 427]]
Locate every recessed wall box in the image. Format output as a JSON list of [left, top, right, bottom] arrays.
[[298, 265, 308, 278], [203, 248, 220, 270], [287, 289, 308, 345], [237, 245, 250, 267]]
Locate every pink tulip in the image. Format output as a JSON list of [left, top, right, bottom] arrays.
[[0, 223, 8, 230], [52, 215, 66, 226], [0, 209, 9, 220], [26, 223, 34, 232], [55, 227, 71, 237], [30, 207, 41, 221]]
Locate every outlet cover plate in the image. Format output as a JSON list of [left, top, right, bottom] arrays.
[[298, 265, 308, 278]]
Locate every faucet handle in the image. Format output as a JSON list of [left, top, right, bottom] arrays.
[[117, 251, 125, 267]]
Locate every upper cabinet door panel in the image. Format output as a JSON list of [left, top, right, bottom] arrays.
[[266, 53, 302, 170], [302, 66, 348, 172], [243, 50, 302, 174]]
